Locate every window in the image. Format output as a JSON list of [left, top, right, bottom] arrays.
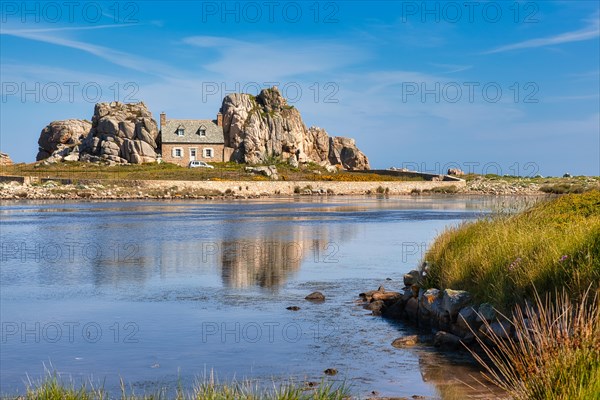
[[173, 148, 182, 158], [204, 148, 213, 158], [190, 149, 197, 160], [177, 128, 184, 136], [199, 129, 206, 136]]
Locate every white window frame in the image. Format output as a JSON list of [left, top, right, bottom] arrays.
[[173, 147, 183, 158], [177, 128, 185, 136], [199, 128, 207, 137], [203, 148, 214, 158]]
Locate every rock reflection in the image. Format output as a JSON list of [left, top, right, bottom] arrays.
[[219, 227, 350, 288]]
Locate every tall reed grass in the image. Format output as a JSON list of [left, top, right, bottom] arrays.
[[469, 288, 599, 400]]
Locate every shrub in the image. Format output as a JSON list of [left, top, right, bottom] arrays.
[[540, 183, 586, 194]]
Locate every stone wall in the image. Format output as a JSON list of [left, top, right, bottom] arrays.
[[135, 179, 465, 195], [161, 143, 225, 166]]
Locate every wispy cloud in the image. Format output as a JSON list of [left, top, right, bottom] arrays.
[[1, 26, 178, 78], [429, 63, 473, 74], [183, 35, 368, 82], [484, 18, 599, 54]]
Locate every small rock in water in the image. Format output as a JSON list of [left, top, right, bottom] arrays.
[[391, 335, 419, 348], [286, 306, 300, 311], [305, 291, 325, 301], [385, 277, 392, 281], [151, 363, 160, 368], [323, 368, 337, 376]]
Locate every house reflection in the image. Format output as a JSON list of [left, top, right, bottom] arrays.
[[219, 236, 329, 288]]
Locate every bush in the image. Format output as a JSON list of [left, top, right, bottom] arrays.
[[540, 183, 586, 194]]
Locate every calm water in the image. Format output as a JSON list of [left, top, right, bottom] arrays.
[[0, 197, 503, 398]]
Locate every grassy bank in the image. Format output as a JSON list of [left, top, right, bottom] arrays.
[[1, 161, 422, 182], [422, 191, 600, 399], [424, 190, 600, 311], [11, 372, 349, 400]]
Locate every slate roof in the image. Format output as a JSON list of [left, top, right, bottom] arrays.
[[160, 119, 224, 144]]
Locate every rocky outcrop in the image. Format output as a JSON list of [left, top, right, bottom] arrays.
[[358, 265, 534, 352], [80, 102, 159, 164], [0, 152, 13, 166], [36, 119, 91, 161], [37, 102, 160, 165], [220, 87, 370, 170], [328, 137, 370, 171]]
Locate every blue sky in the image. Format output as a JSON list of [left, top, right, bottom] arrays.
[[1, 1, 599, 176]]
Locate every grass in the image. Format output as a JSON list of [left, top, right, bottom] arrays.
[[421, 191, 600, 398], [1, 161, 421, 183], [423, 190, 600, 312], [469, 288, 600, 400], [16, 370, 350, 400]]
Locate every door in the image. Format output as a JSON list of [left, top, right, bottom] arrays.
[[190, 148, 197, 161]]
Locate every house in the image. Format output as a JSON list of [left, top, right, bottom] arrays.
[[160, 112, 231, 166]]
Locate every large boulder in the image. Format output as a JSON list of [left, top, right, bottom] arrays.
[[82, 102, 159, 162], [36, 119, 91, 160], [220, 87, 369, 169], [37, 102, 159, 165], [328, 136, 370, 171]]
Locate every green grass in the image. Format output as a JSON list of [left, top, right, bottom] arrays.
[[470, 288, 599, 400], [423, 190, 600, 312], [1, 161, 420, 183], [15, 371, 350, 400]]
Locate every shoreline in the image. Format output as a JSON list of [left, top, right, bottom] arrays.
[[1, 177, 465, 200], [3, 174, 593, 200]]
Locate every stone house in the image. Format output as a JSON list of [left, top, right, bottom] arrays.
[[160, 112, 231, 166]]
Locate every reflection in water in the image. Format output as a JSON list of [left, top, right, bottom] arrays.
[[1, 197, 522, 398], [416, 349, 507, 399], [220, 239, 303, 288], [220, 226, 354, 288]]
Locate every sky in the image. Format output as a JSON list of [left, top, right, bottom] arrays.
[[1, 0, 599, 176]]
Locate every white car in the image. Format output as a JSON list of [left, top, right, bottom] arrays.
[[188, 161, 214, 169]]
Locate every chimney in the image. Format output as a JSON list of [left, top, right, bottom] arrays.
[[217, 112, 223, 127], [160, 112, 166, 130]]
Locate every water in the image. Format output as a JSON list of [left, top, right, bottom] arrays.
[[0, 197, 503, 398]]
